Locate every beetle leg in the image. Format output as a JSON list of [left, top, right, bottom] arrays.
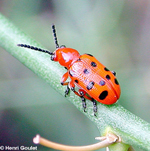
[[68, 87, 86, 112], [60, 72, 70, 96], [71, 89, 86, 112], [91, 99, 97, 116], [61, 72, 69, 86], [78, 89, 97, 116], [65, 85, 70, 97], [64, 80, 76, 97], [61, 76, 97, 115], [68, 80, 75, 91], [81, 96, 86, 112]]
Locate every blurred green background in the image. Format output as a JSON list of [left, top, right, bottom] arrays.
[[0, 0, 150, 151]]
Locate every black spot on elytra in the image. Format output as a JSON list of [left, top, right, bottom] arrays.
[[91, 62, 97, 67], [87, 81, 95, 90], [99, 91, 108, 100], [106, 75, 111, 80], [75, 79, 79, 83], [86, 53, 93, 57], [115, 79, 119, 85], [104, 67, 109, 71], [99, 80, 106, 86], [83, 69, 90, 74], [111, 71, 116, 76]]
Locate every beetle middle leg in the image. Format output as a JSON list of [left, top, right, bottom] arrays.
[[71, 88, 97, 115], [71, 89, 87, 112], [74, 89, 97, 116]]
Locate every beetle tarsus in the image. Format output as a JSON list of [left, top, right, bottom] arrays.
[[65, 85, 70, 97], [92, 99, 97, 116], [81, 96, 86, 112]]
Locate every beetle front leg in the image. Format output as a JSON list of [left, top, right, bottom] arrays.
[[64, 85, 70, 97], [61, 72, 69, 86], [61, 72, 70, 96]]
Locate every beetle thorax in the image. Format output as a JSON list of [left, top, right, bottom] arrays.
[[53, 47, 80, 69]]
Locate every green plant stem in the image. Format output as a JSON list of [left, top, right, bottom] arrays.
[[108, 143, 130, 151], [0, 13, 150, 151]]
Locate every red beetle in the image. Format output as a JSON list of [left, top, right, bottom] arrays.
[[18, 24, 121, 116]]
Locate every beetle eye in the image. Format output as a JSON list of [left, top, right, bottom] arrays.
[[60, 45, 66, 48]]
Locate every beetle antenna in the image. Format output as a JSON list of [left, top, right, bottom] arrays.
[[17, 24, 59, 54], [17, 44, 53, 55], [52, 24, 59, 48]]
